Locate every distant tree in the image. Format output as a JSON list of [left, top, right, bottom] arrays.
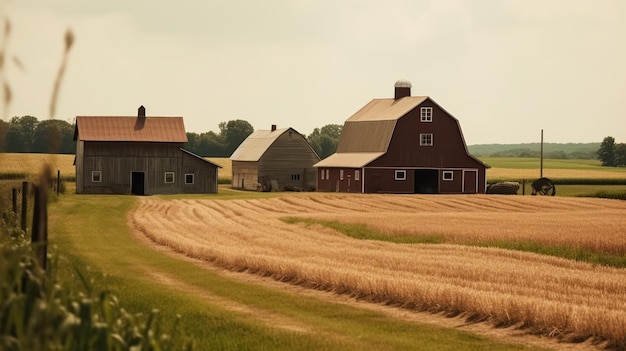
[[5, 115, 38, 152], [597, 136, 616, 167], [198, 131, 225, 156], [32, 119, 75, 153], [219, 119, 254, 156], [614, 143, 626, 167], [307, 124, 342, 159]]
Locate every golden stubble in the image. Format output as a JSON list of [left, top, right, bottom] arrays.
[[131, 193, 626, 346]]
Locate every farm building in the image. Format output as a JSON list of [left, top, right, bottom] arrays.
[[314, 80, 489, 194], [230, 125, 320, 191], [74, 106, 220, 195]]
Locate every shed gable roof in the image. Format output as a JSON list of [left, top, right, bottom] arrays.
[[230, 127, 293, 162], [75, 116, 188, 142]]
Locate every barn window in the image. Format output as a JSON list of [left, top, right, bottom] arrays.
[[325, 169, 329, 180], [395, 170, 406, 181], [355, 170, 360, 181], [420, 133, 433, 146], [164, 172, 175, 183], [185, 173, 194, 184], [320, 170, 325, 180], [443, 171, 453, 181], [291, 174, 300, 181], [92, 171, 102, 183], [340, 170, 344, 180], [421, 107, 433, 122]]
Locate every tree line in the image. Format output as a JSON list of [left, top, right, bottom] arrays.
[[597, 136, 626, 167], [0, 116, 342, 159]]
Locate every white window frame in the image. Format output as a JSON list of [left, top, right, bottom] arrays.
[[420, 107, 433, 122], [92, 171, 102, 183], [325, 169, 329, 180], [395, 170, 406, 181], [339, 169, 344, 180], [420, 133, 433, 146], [185, 173, 194, 184], [355, 170, 360, 181], [320, 169, 325, 180], [442, 171, 454, 181], [164, 172, 175, 183]]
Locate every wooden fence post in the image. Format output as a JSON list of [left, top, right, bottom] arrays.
[[57, 170, 61, 196], [31, 166, 50, 270], [21, 181, 28, 232], [12, 188, 18, 215]]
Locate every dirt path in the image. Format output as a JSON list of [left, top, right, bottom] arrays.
[[128, 211, 605, 351]]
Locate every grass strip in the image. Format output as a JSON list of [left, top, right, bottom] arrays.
[[284, 217, 626, 268], [48, 194, 541, 351], [282, 217, 446, 244]]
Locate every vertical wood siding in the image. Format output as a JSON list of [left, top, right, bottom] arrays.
[[77, 141, 217, 194]]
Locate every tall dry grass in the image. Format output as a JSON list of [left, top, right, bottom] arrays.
[[130, 193, 626, 348]]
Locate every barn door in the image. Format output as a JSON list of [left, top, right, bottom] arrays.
[[463, 170, 478, 194], [131, 172, 145, 195]]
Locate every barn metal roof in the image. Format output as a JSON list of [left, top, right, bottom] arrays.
[[180, 148, 222, 168], [346, 96, 428, 122], [74, 116, 188, 142], [313, 152, 385, 168], [229, 127, 291, 161]]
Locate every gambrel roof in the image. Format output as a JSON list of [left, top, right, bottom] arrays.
[[74, 116, 188, 142], [336, 97, 428, 154]]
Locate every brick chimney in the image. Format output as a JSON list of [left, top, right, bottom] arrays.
[[135, 105, 146, 130], [138, 105, 146, 118], [394, 80, 412, 100], [271, 124, 277, 132]]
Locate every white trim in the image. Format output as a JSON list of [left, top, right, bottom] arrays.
[[185, 173, 194, 184], [442, 171, 454, 181], [395, 170, 406, 181], [420, 133, 433, 146], [462, 169, 479, 193], [420, 107, 433, 122], [355, 170, 360, 181], [340, 169, 344, 180], [91, 171, 102, 183], [164, 172, 175, 183]]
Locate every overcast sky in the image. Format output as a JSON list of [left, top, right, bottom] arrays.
[[3, 0, 626, 144]]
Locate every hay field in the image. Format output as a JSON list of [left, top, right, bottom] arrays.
[[0, 153, 75, 177], [131, 193, 626, 347]]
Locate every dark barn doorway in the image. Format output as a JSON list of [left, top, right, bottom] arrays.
[[414, 169, 438, 194], [131, 172, 145, 195]]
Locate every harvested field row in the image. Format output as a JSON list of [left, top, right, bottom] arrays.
[[130, 194, 626, 348]]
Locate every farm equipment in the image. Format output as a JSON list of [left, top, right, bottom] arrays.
[[531, 177, 556, 196], [486, 182, 520, 195]]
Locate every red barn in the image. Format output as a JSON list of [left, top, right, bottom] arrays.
[[314, 80, 489, 194]]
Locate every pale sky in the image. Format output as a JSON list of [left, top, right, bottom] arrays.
[[3, 0, 626, 144]]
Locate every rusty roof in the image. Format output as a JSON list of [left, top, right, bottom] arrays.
[[346, 96, 428, 122], [74, 116, 188, 142]]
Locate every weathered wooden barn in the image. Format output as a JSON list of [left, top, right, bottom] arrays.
[[314, 80, 489, 194], [230, 125, 320, 191], [74, 106, 220, 195]]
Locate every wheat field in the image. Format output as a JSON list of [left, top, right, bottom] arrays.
[[130, 193, 626, 347]]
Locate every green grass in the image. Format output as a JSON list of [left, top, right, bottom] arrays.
[[283, 219, 626, 268], [47, 194, 547, 351], [480, 157, 609, 170], [281, 217, 446, 244]]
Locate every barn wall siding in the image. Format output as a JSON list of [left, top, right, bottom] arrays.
[[181, 152, 219, 194], [77, 141, 217, 195], [259, 131, 319, 191], [232, 161, 259, 190]]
